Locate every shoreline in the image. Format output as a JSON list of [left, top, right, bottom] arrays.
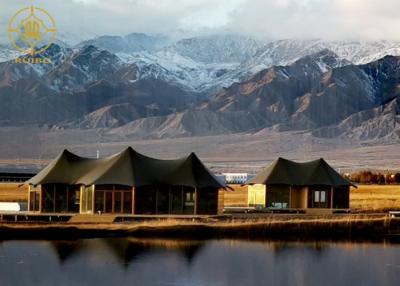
[[1, 216, 400, 242]]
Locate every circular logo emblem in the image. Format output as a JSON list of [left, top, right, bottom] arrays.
[[8, 6, 57, 56]]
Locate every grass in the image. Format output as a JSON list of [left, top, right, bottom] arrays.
[[350, 185, 400, 212], [0, 183, 28, 202], [223, 184, 248, 206], [1, 215, 399, 240]]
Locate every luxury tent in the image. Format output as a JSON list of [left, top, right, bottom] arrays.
[[27, 147, 226, 215], [247, 157, 355, 209]]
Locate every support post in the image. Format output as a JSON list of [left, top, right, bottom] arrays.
[[194, 188, 197, 215], [27, 185, 31, 212], [79, 185, 83, 214], [289, 186, 292, 209], [131, 187, 135, 214], [330, 186, 334, 209], [168, 188, 172, 214], [181, 186, 184, 213], [53, 185, 56, 213], [155, 188, 158, 214], [92, 185, 95, 214], [39, 186, 42, 213], [66, 186, 69, 213]]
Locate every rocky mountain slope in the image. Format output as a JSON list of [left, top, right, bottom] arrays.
[[0, 44, 198, 127], [0, 35, 400, 141], [108, 51, 400, 140]]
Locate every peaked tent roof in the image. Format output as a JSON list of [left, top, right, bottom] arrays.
[[247, 157, 356, 187], [26, 150, 100, 186], [27, 147, 226, 189]]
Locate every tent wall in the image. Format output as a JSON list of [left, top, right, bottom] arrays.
[[261, 184, 349, 209], [133, 186, 220, 215], [266, 185, 290, 208], [134, 186, 156, 214], [33, 184, 80, 213], [94, 185, 133, 214], [307, 186, 332, 208], [290, 186, 308, 209], [333, 186, 350, 209], [196, 188, 219, 215]]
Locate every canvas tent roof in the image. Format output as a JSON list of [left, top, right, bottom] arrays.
[[247, 157, 356, 187], [27, 147, 225, 189]]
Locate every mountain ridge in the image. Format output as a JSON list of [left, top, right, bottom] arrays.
[[0, 36, 400, 142]]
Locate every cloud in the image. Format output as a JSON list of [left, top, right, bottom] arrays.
[[0, 0, 399, 43], [227, 0, 400, 40]]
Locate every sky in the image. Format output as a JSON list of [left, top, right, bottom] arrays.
[[0, 0, 400, 44]]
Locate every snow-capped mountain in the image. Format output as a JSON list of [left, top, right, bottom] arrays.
[[244, 39, 400, 72], [0, 44, 22, 62], [114, 34, 265, 92], [3, 34, 400, 93], [1, 41, 400, 141], [171, 34, 264, 64], [79, 33, 170, 53], [111, 37, 400, 93]]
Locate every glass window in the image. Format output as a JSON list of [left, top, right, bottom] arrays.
[[320, 191, 326, 203], [314, 191, 320, 203], [123, 191, 132, 214], [34, 192, 40, 211], [75, 190, 80, 205], [29, 192, 35, 211], [86, 187, 93, 212], [115, 192, 122, 213], [105, 192, 112, 213], [95, 191, 105, 213], [81, 188, 87, 213]]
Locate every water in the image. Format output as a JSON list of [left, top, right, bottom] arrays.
[[0, 238, 400, 286]]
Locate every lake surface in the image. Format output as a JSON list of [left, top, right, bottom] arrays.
[[1, 238, 400, 286]]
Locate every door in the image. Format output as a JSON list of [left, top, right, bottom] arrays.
[[114, 191, 123, 213], [183, 189, 195, 214], [95, 191, 105, 213]]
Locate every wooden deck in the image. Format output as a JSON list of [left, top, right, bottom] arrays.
[[224, 206, 350, 215], [0, 212, 230, 223]]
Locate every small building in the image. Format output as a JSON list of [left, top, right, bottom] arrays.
[[247, 157, 355, 209], [222, 173, 248, 184], [26, 147, 226, 215], [0, 171, 36, 182]]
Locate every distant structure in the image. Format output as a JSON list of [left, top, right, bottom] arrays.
[[26, 147, 226, 215], [222, 173, 249, 184], [247, 157, 355, 209], [0, 171, 36, 183]]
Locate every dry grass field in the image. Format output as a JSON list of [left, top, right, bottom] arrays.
[[0, 183, 29, 202], [224, 185, 248, 207], [350, 185, 400, 212], [224, 184, 400, 212], [1, 215, 399, 240]]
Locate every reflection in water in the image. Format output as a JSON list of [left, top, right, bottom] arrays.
[[103, 238, 205, 266], [0, 239, 400, 286], [47, 238, 205, 266], [49, 241, 86, 263]]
